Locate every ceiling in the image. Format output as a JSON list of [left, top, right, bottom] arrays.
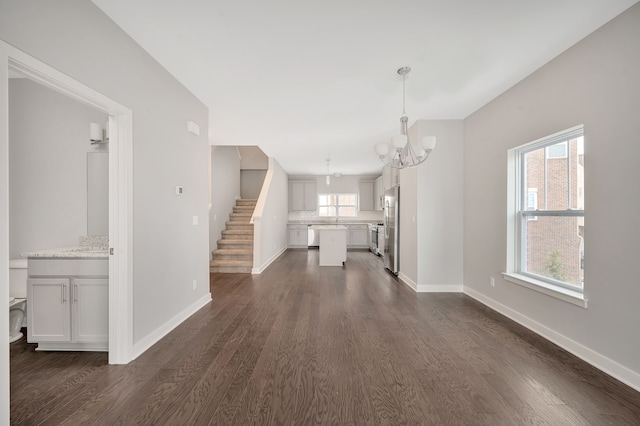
[[92, 0, 637, 176]]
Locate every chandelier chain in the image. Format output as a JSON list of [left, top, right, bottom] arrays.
[[402, 72, 406, 116]]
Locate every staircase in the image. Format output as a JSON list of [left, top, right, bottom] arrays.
[[210, 199, 256, 273]]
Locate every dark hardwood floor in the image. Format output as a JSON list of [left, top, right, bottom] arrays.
[[10, 249, 640, 425]]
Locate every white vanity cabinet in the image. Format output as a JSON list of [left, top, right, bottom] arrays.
[[27, 258, 108, 351], [28, 278, 72, 342]]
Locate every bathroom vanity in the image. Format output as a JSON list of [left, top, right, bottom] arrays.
[[25, 248, 108, 352]]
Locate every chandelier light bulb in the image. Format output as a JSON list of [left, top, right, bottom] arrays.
[[421, 136, 437, 151], [392, 134, 407, 149], [375, 143, 389, 157]]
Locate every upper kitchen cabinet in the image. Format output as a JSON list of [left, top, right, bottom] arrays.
[[289, 181, 317, 211], [358, 181, 374, 211], [374, 176, 384, 211], [382, 165, 398, 191]]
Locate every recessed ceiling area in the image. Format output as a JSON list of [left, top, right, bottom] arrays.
[[92, 0, 638, 175]]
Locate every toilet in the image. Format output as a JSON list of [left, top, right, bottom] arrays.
[[9, 258, 28, 343]]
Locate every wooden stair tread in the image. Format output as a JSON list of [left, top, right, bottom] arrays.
[[217, 239, 253, 245], [213, 249, 253, 255], [210, 259, 253, 266], [212, 199, 258, 273]]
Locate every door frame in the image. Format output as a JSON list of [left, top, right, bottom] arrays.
[[1, 42, 133, 365]]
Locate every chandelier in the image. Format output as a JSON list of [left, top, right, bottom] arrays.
[[375, 66, 436, 168]]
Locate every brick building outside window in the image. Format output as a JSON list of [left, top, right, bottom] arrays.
[[521, 133, 584, 288]]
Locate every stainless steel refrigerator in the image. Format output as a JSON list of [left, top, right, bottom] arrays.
[[383, 185, 399, 275]]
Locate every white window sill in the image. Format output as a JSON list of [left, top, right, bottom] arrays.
[[502, 273, 588, 308]]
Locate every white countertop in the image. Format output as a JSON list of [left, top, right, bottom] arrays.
[[21, 246, 109, 259], [289, 220, 377, 224], [309, 225, 348, 231]]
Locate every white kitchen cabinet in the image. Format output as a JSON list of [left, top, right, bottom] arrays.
[[382, 165, 398, 192], [289, 181, 318, 211], [358, 181, 374, 211], [374, 176, 384, 211], [288, 224, 309, 247], [27, 258, 108, 351], [348, 224, 369, 248]]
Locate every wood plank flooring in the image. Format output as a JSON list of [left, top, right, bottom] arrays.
[[10, 249, 640, 425]]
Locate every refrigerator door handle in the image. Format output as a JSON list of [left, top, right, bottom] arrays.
[[385, 200, 390, 236]]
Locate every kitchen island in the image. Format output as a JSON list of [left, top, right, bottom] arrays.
[[310, 225, 348, 266]]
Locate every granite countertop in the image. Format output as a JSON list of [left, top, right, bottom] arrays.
[[22, 235, 109, 259], [21, 246, 109, 259]]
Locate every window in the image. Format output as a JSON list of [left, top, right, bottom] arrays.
[[527, 188, 538, 220], [318, 193, 357, 217], [506, 125, 585, 304]]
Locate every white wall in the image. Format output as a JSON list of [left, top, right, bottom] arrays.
[[240, 169, 267, 199], [238, 145, 268, 169], [9, 78, 108, 258], [397, 120, 464, 292], [0, 0, 210, 358], [398, 165, 418, 284], [464, 3, 640, 389], [210, 146, 241, 254], [253, 158, 289, 273], [417, 120, 464, 291]]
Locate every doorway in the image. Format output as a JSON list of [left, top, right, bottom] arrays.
[[2, 45, 133, 366]]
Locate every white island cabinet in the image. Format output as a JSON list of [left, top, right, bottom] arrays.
[[316, 225, 348, 266], [27, 258, 108, 351]]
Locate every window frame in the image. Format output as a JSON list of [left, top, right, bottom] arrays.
[[317, 193, 358, 218], [505, 125, 587, 308]]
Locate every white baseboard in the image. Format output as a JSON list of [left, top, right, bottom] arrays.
[[131, 293, 211, 361], [398, 273, 418, 291], [398, 272, 463, 293], [252, 246, 287, 274], [464, 286, 640, 393]]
